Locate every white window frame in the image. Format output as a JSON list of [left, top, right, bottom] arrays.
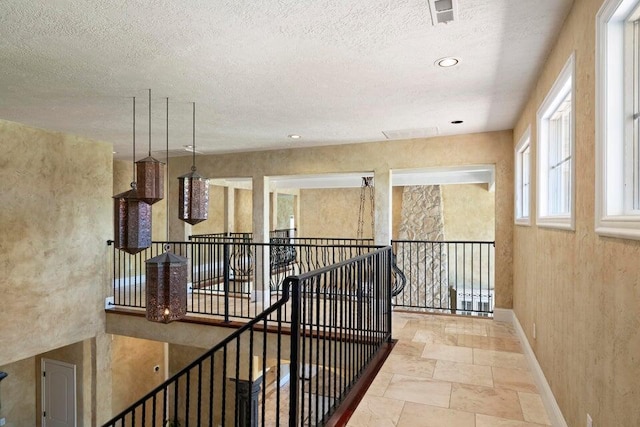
[[515, 126, 532, 225], [477, 301, 491, 317], [537, 53, 576, 230], [596, 0, 640, 240]]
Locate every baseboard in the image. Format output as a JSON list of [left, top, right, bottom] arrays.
[[494, 309, 567, 427], [492, 308, 513, 323]]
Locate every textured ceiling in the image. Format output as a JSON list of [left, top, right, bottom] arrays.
[[0, 0, 573, 159]]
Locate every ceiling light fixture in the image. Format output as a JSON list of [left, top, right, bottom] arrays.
[[146, 97, 188, 324], [112, 96, 152, 254], [288, 134, 301, 139], [178, 102, 210, 225], [436, 57, 459, 68], [136, 89, 165, 205]]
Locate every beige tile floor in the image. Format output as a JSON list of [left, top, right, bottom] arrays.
[[348, 311, 552, 427]]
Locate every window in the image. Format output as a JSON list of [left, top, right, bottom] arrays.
[[537, 53, 575, 230], [477, 301, 491, 317], [459, 300, 473, 315], [596, 0, 640, 240], [515, 127, 532, 225]]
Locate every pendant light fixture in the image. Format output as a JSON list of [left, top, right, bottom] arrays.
[[113, 97, 152, 254], [178, 102, 209, 225], [146, 97, 188, 323], [136, 89, 165, 205]]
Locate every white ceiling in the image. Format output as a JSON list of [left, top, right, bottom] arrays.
[[0, 0, 573, 159]]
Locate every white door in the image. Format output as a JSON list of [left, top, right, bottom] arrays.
[[42, 358, 76, 427]]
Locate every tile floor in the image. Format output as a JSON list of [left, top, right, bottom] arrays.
[[347, 311, 552, 427]]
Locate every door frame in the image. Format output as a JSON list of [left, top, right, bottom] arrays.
[[41, 358, 77, 427]]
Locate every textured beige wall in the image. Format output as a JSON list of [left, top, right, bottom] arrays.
[[512, 0, 640, 425], [168, 130, 513, 307], [299, 188, 371, 238], [0, 119, 111, 367], [276, 193, 295, 230], [442, 184, 495, 241], [169, 344, 206, 376], [234, 188, 253, 233], [111, 336, 165, 415], [0, 357, 36, 426]]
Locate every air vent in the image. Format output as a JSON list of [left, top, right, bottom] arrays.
[[382, 127, 439, 141], [428, 0, 457, 25]]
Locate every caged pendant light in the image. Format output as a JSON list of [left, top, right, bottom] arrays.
[[146, 98, 188, 323], [178, 102, 209, 225], [113, 97, 152, 254], [136, 89, 165, 205]]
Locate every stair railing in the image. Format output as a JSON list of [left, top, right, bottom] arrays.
[[103, 246, 392, 427]]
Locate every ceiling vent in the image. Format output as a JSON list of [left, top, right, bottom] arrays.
[[382, 127, 440, 141], [428, 0, 458, 25]]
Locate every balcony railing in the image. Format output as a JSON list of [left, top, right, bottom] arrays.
[[108, 240, 382, 322], [156, 235, 495, 317], [102, 247, 392, 427], [187, 228, 297, 241], [391, 240, 495, 316]]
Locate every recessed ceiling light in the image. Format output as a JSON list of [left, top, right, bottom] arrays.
[[436, 57, 459, 67], [112, 151, 117, 154], [288, 134, 301, 139], [451, 120, 464, 124]]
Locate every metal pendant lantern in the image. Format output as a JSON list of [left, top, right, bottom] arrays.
[[136, 89, 165, 205], [113, 96, 152, 254], [146, 99, 188, 323], [145, 245, 188, 323], [113, 185, 152, 254], [178, 102, 209, 225], [178, 168, 209, 225]]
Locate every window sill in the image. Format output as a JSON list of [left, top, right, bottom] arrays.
[[537, 216, 574, 231], [596, 217, 640, 240], [515, 218, 532, 226]]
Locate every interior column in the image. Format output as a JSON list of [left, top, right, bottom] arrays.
[[252, 176, 271, 304], [224, 186, 236, 234], [374, 169, 392, 245], [270, 189, 278, 231]]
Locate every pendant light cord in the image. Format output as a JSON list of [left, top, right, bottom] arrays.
[[131, 96, 136, 189], [148, 89, 152, 156], [192, 102, 196, 172], [166, 97, 170, 243]]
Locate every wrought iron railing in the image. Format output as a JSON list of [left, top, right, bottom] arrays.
[[102, 247, 392, 427], [289, 247, 392, 425], [391, 240, 495, 316], [108, 240, 381, 322], [155, 236, 494, 316], [188, 228, 297, 241], [189, 232, 253, 240], [287, 237, 373, 246], [270, 228, 297, 239]]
